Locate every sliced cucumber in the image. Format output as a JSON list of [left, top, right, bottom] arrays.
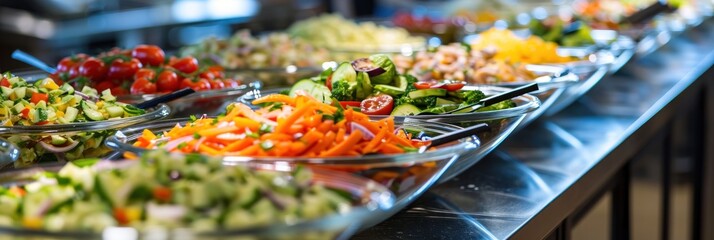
[[436, 97, 456, 106], [374, 84, 405, 97], [101, 89, 116, 102], [81, 101, 104, 121], [288, 79, 332, 104], [106, 106, 124, 118], [64, 107, 78, 122], [60, 84, 74, 95], [1, 86, 12, 98], [394, 75, 409, 90], [408, 89, 447, 99], [51, 135, 68, 145], [390, 104, 422, 116], [122, 105, 145, 115]]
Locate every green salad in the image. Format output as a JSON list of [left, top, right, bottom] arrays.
[[0, 151, 352, 232], [528, 17, 595, 47], [0, 73, 146, 167], [287, 54, 516, 116]]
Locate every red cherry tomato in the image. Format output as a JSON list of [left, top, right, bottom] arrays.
[[152, 186, 172, 202], [30, 93, 49, 104], [94, 81, 115, 93], [113, 208, 130, 225], [222, 79, 240, 88], [326, 74, 333, 91], [339, 101, 361, 109], [134, 68, 156, 80], [108, 58, 142, 80], [207, 66, 225, 78], [156, 71, 179, 92], [171, 57, 199, 74], [360, 94, 394, 115], [57, 54, 88, 72], [441, 82, 465, 91], [208, 79, 225, 90], [0, 78, 10, 87], [414, 82, 434, 89], [131, 45, 165, 66], [199, 71, 215, 80], [78, 57, 107, 82], [130, 77, 157, 94], [110, 86, 129, 95], [180, 78, 211, 91], [68, 64, 81, 80]]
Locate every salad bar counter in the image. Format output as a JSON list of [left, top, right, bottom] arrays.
[[0, 0, 713, 239], [355, 17, 714, 240]]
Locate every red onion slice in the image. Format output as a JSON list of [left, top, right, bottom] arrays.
[[39, 140, 79, 153], [162, 135, 194, 151], [74, 91, 98, 102], [350, 122, 375, 140]]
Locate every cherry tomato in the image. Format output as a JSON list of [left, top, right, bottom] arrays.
[[199, 71, 215, 80], [130, 77, 157, 94], [326, 74, 333, 90], [414, 82, 434, 90], [131, 45, 165, 66], [47, 73, 64, 85], [171, 57, 199, 74], [207, 66, 225, 78], [360, 94, 394, 115], [107, 58, 142, 80], [78, 57, 107, 82], [152, 186, 172, 202], [222, 79, 240, 88], [134, 68, 156, 80], [56, 54, 88, 72], [67, 64, 81, 80], [94, 81, 115, 93], [30, 93, 49, 104], [0, 78, 10, 87], [110, 86, 129, 95], [113, 208, 130, 225], [180, 78, 211, 91], [156, 70, 179, 92], [339, 101, 361, 109], [441, 82, 465, 91], [208, 79, 225, 89]]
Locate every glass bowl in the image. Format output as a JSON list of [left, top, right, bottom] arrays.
[[326, 41, 428, 64], [117, 81, 260, 118], [225, 66, 323, 89], [0, 158, 395, 240], [545, 65, 609, 116], [0, 104, 170, 169], [0, 138, 19, 168]]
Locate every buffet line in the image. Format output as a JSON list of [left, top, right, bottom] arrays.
[[0, 0, 710, 239]]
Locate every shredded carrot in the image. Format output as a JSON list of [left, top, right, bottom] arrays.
[[134, 94, 420, 158]]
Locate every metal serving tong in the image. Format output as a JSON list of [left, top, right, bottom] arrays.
[[418, 82, 539, 115]]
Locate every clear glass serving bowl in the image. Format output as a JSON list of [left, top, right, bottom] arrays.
[[0, 138, 19, 168], [0, 104, 170, 170], [0, 159, 395, 240], [224, 66, 323, 89], [106, 118, 479, 228], [545, 65, 609, 116], [326, 41, 428, 64]]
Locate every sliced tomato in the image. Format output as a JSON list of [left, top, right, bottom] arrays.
[[326, 74, 333, 90], [442, 82, 465, 91], [339, 101, 361, 109], [30, 93, 49, 104], [414, 82, 433, 89], [360, 94, 394, 115]]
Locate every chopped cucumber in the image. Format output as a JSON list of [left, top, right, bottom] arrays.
[[13, 87, 26, 99], [436, 98, 456, 106], [408, 89, 447, 99], [106, 106, 124, 118], [101, 89, 116, 102], [288, 79, 332, 104], [60, 84, 74, 95], [374, 84, 404, 97], [390, 104, 422, 116], [81, 101, 104, 121], [13, 102, 24, 114], [1, 87, 12, 97], [51, 135, 68, 145], [64, 107, 78, 122]]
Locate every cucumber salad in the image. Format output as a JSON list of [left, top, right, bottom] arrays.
[[0, 151, 352, 232], [288, 54, 516, 116], [0, 73, 146, 167]]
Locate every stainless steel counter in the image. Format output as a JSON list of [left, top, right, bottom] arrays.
[[355, 18, 714, 240]]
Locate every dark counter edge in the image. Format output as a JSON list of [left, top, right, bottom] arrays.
[[508, 21, 714, 239]]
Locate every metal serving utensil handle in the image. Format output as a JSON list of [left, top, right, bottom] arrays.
[[480, 82, 539, 106], [621, 1, 676, 25]]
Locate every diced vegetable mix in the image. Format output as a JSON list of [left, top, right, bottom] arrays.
[[289, 54, 517, 116], [469, 28, 576, 64], [0, 73, 146, 167], [134, 94, 427, 157], [0, 151, 352, 232]]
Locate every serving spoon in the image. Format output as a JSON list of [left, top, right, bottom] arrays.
[[417, 82, 539, 115], [11, 49, 196, 109]]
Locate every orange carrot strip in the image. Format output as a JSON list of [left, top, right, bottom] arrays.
[[198, 126, 239, 138], [335, 128, 346, 143], [353, 118, 380, 135], [233, 117, 261, 131], [251, 94, 296, 106], [237, 145, 260, 156], [234, 103, 277, 126], [320, 131, 363, 157], [275, 102, 314, 133], [307, 131, 336, 154], [317, 120, 334, 133], [260, 133, 294, 141], [378, 143, 405, 154], [363, 123, 389, 154], [221, 138, 253, 153], [198, 144, 221, 155]]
